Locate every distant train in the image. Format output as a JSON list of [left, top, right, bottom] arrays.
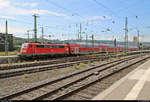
[[19, 43, 138, 58]]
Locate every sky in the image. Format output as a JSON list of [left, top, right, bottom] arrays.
[[0, 0, 150, 42]]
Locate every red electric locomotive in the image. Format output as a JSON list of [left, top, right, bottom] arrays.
[[20, 43, 70, 57]]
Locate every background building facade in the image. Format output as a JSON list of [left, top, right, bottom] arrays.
[[0, 33, 13, 51]]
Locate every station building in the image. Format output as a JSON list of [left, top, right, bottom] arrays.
[[0, 33, 13, 51]]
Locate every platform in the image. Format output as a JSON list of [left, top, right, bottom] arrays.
[[92, 59, 150, 100]]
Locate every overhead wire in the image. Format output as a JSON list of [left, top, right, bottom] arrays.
[[117, 0, 148, 38], [34, 0, 121, 40], [45, 0, 84, 19]]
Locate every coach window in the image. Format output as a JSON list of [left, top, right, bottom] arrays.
[[44, 45, 50, 48], [49, 46, 53, 48], [37, 45, 44, 48], [59, 46, 64, 48], [51, 45, 56, 48]]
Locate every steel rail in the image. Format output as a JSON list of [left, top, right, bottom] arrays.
[[0, 54, 146, 100]]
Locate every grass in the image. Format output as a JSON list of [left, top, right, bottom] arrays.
[[117, 52, 128, 55], [58, 67, 74, 73], [0, 51, 18, 56], [73, 64, 79, 69], [108, 58, 113, 61], [23, 74, 28, 78], [87, 53, 107, 57], [87, 51, 129, 57], [8, 58, 13, 65], [79, 63, 87, 68], [93, 61, 100, 65], [17, 60, 21, 63], [88, 61, 91, 66], [22, 74, 29, 83]]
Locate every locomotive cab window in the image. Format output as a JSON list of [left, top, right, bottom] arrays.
[[30, 45, 32, 48], [21, 43, 28, 48]]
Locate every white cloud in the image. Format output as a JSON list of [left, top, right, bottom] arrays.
[[0, 0, 10, 8], [32, 10, 70, 18], [6, 7, 32, 15], [0, 0, 38, 8], [14, 2, 38, 8], [0, 0, 69, 18], [3, 8, 70, 18], [87, 16, 112, 21], [0, 16, 16, 20], [1, 25, 27, 34], [99, 35, 114, 40]]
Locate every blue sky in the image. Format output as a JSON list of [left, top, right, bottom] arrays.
[[0, 0, 150, 42]]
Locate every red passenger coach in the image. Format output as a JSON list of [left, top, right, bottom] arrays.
[[68, 44, 80, 54], [98, 45, 108, 52]]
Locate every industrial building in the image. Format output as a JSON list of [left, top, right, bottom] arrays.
[[0, 33, 13, 51]]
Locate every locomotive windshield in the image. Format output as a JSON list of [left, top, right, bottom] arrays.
[[21, 43, 28, 48]]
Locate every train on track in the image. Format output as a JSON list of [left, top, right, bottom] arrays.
[[19, 42, 138, 58]]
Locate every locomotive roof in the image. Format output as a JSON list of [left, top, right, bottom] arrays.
[[26, 43, 66, 45]]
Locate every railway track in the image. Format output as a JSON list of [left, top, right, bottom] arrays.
[[0, 54, 116, 70], [1, 50, 147, 70], [0, 53, 145, 79], [63, 57, 148, 100], [0, 54, 149, 100], [0, 55, 117, 79]]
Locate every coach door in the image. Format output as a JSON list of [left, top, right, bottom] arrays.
[[74, 47, 79, 54]]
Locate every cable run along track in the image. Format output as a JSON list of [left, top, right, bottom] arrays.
[[0, 53, 149, 100]]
